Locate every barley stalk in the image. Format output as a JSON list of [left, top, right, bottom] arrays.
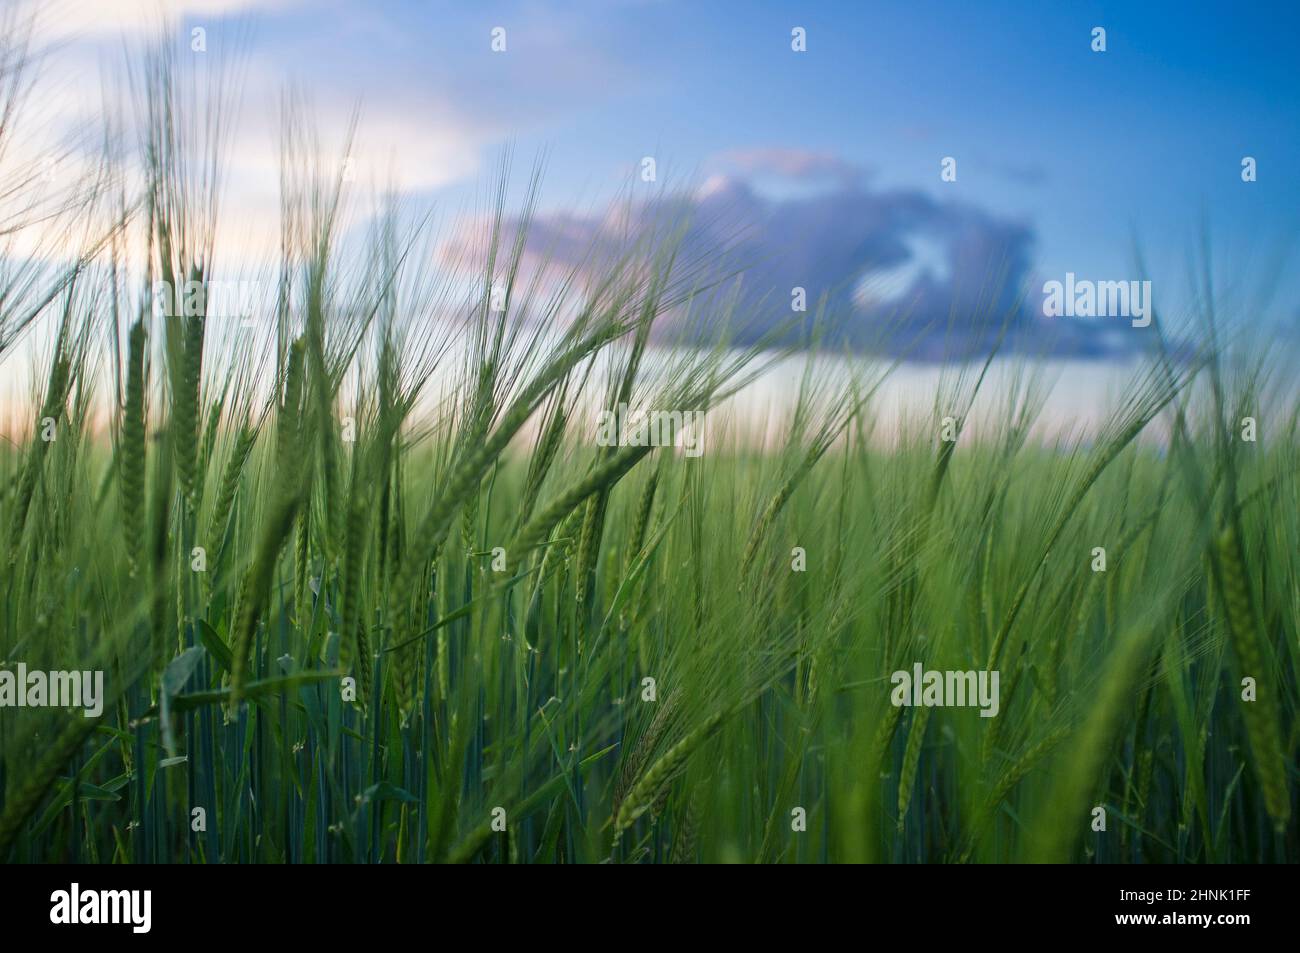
[[1215, 521, 1290, 831]]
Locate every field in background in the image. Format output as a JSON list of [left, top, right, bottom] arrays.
[[2, 332, 1296, 862]]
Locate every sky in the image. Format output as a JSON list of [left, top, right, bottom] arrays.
[[6, 0, 1300, 431]]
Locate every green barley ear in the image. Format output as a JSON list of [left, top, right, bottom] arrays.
[[205, 422, 256, 550], [614, 711, 725, 835], [0, 715, 101, 856], [173, 277, 205, 512], [574, 493, 607, 607], [625, 452, 661, 572], [1027, 616, 1159, 862], [740, 474, 798, 578], [356, 622, 373, 705], [612, 692, 678, 821], [896, 706, 931, 832], [226, 342, 310, 706], [277, 338, 307, 478], [120, 319, 148, 575], [517, 394, 568, 528], [293, 505, 311, 627], [959, 726, 1072, 862], [390, 317, 635, 617], [669, 791, 701, 863], [7, 351, 71, 561], [510, 442, 656, 575], [195, 390, 224, 503], [740, 387, 860, 581], [227, 491, 302, 709], [1215, 521, 1290, 831]]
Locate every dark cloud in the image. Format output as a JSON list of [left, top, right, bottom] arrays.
[[492, 171, 1154, 361]]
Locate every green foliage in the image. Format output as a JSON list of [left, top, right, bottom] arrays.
[[0, 39, 1296, 865]]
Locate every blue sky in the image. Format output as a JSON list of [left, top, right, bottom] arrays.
[[31, 0, 1300, 356], [230, 1, 1296, 338]]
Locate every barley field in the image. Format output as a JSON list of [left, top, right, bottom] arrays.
[[1, 20, 1297, 867]]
